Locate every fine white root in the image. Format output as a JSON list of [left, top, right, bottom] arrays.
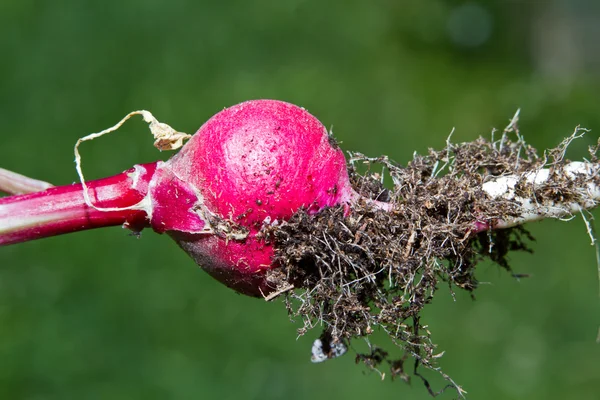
[[0, 167, 53, 195], [73, 110, 190, 212], [481, 161, 600, 229]]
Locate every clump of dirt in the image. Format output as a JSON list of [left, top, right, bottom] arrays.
[[264, 115, 598, 397]]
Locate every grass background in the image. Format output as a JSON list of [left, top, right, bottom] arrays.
[[1, 0, 599, 398]]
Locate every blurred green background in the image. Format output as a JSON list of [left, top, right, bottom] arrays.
[[1, 0, 599, 399]]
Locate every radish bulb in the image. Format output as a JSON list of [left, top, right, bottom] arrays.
[[150, 100, 357, 296]]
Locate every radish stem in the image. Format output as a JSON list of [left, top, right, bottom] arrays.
[[0, 163, 157, 246]]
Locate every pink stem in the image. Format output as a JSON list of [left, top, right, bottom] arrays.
[[0, 162, 157, 246]]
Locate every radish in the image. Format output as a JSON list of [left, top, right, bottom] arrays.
[[0, 100, 369, 296], [2, 101, 599, 397], [152, 99, 361, 296]]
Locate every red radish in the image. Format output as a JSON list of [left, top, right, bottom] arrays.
[[151, 100, 361, 295], [0, 100, 366, 296], [4, 100, 600, 397]]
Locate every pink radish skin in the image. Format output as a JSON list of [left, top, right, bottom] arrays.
[[151, 100, 358, 296], [0, 100, 362, 297]]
